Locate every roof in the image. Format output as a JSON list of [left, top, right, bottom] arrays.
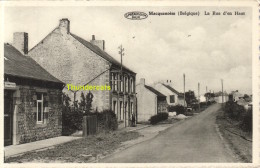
[[144, 85, 166, 97], [70, 33, 135, 74], [4, 44, 63, 84], [162, 83, 180, 95], [237, 98, 249, 106], [215, 91, 228, 96], [232, 91, 243, 98]]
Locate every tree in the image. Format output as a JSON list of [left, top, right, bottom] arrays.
[[62, 93, 71, 107], [79, 91, 94, 113], [244, 94, 249, 99], [185, 90, 197, 105]]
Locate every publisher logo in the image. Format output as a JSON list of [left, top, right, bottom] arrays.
[[124, 11, 148, 20]]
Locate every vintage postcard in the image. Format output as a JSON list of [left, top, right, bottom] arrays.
[[0, 0, 259, 167]]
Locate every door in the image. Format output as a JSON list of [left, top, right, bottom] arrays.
[[4, 90, 13, 146]]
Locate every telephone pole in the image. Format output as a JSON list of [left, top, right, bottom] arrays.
[[198, 82, 200, 111], [221, 79, 224, 105], [206, 86, 208, 102], [183, 74, 186, 110], [118, 45, 126, 127]]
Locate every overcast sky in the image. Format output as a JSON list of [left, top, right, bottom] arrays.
[[4, 6, 252, 95]]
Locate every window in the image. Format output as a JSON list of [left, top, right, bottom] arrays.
[[120, 75, 123, 92], [130, 78, 134, 93], [170, 95, 175, 103], [125, 77, 128, 93], [120, 101, 123, 120], [37, 93, 44, 124], [125, 102, 128, 120], [131, 102, 133, 114], [111, 73, 114, 91], [114, 74, 118, 91], [113, 101, 117, 115]]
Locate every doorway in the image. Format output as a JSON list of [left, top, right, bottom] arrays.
[[4, 90, 14, 146]]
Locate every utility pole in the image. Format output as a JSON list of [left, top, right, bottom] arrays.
[[206, 86, 208, 102], [183, 74, 186, 110], [198, 82, 200, 111], [118, 45, 127, 127], [221, 79, 224, 105]]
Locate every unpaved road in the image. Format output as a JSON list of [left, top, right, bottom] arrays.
[[101, 103, 239, 163]]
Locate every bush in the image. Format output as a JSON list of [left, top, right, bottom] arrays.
[[93, 110, 118, 132], [62, 106, 83, 135], [167, 105, 185, 115], [224, 101, 252, 132], [150, 112, 169, 125], [240, 108, 252, 132], [199, 102, 207, 108], [224, 101, 246, 120]]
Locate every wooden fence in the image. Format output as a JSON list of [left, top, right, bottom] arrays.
[[82, 115, 97, 137]]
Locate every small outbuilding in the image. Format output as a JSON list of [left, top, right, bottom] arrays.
[[4, 43, 64, 146]]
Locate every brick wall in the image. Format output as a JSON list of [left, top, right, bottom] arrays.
[[15, 85, 62, 144]]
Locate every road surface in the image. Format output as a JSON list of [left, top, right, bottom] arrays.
[[101, 103, 238, 163]]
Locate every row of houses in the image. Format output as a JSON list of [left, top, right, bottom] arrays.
[[4, 18, 251, 146], [4, 18, 137, 146], [136, 79, 186, 122]]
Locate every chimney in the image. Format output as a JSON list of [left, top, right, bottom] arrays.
[[13, 32, 28, 55], [59, 18, 70, 34], [90, 35, 105, 50], [140, 78, 145, 85]]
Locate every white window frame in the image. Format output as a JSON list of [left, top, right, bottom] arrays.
[[37, 93, 44, 124], [120, 75, 123, 92], [111, 73, 114, 91], [114, 74, 118, 91], [125, 77, 128, 93], [130, 78, 134, 93]]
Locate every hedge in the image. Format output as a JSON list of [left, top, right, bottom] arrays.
[[167, 105, 185, 115], [150, 112, 169, 125], [92, 110, 118, 132], [224, 101, 252, 132]]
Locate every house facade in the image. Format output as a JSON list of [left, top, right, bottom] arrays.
[[136, 79, 167, 122], [4, 43, 64, 146], [26, 18, 136, 126], [214, 91, 229, 103], [153, 81, 186, 107], [230, 90, 244, 102]]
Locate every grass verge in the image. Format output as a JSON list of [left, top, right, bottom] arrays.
[[5, 131, 140, 163], [216, 110, 252, 162]]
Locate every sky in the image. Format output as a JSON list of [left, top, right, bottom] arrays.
[[4, 6, 252, 95]]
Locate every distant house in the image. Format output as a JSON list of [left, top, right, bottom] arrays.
[[4, 43, 64, 146], [136, 79, 167, 122], [199, 95, 206, 102], [153, 81, 186, 107], [214, 91, 229, 103], [21, 18, 136, 126], [237, 98, 252, 111], [230, 90, 244, 102]]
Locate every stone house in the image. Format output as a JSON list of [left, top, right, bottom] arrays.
[[4, 43, 64, 146], [136, 78, 167, 122], [24, 18, 136, 126], [153, 81, 186, 107]]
